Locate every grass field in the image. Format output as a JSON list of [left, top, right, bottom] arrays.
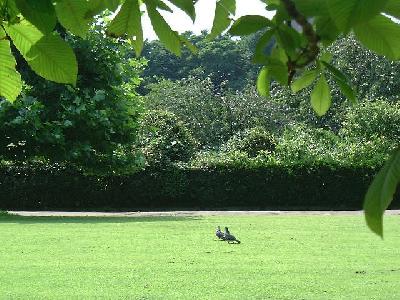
[[1, 213, 400, 299]]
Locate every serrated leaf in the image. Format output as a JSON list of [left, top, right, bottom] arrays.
[[310, 74, 331, 116], [55, 0, 90, 38], [209, 0, 236, 39], [354, 14, 400, 61], [291, 69, 318, 93], [229, 15, 273, 36], [6, 23, 77, 85], [108, 0, 143, 55], [15, 0, 56, 34], [27, 35, 78, 85], [145, 1, 181, 56], [0, 40, 22, 102], [327, 0, 388, 32], [364, 148, 400, 237], [4, 21, 43, 54], [257, 66, 270, 97], [169, 0, 196, 22]]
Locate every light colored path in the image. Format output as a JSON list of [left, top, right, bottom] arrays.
[[7, 210, 400, 217]]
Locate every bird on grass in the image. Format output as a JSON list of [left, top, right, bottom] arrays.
[[223, 227, 241, 244], [215, 226, 224, 240]]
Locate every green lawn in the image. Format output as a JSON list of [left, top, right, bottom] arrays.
[[1, 214, 399, 299]]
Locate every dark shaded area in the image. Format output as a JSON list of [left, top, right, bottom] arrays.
[[0, 215, 200, 224], [1, 164, 398, 211]]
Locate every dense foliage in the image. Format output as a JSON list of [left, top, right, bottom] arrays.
[[141, 32, 256, 91], [138, 110, 198, 166], [0, 27, 144, 172]]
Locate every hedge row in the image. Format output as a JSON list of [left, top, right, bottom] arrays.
[[0, 164, 399, 210]]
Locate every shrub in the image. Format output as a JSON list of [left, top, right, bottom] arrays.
[[2, 162, 398, 211], [0, 25, 144, 173], [221, 127, 276, 157], [144, 78, 293, 148], [138, 110, 198, 166], [339, 100, 400, 143]]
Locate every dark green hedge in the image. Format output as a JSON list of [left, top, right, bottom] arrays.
[[0, 164, 399, 210]]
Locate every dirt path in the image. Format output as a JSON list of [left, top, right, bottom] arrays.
[[7, 210, 400, 217]]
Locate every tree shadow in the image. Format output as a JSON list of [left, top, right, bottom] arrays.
[[0, 215, 202, 224]]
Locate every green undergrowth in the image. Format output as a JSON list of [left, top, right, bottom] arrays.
[[1, 215, 399, 299]]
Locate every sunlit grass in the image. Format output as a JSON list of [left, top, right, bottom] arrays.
[[1, 214, 399, 299]]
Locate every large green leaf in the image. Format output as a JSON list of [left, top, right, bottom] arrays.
[[169, 0, 196, 22], [315, 16, 340, 46], [384, 0, 400, 18], [145, 0, 181, 56], [4, 21, 43, 55], [86, 0, 121, 17], [364, 148, 400, 237], [209, 0, 236, 39], [354, 15, 400, 61], [0, 27, 5, 39], [327, 0, 388, 31], [6, 23, 77, 85], [15, 0, 56, 34], [310, 74, 331, 116], [26, 34, 78, 85], [268, 58, 288, 85], [229, 15, 273, 36], [253, 28, 275, 64], [268, 47, 288, 85], [294, 0, 329, 16], [257, 66, 270, 97], [108, 0, 143, 55], [55, 0, 90, 38], [0, 40, 22, 102], [291, 69, 318, 93], [322, 61, 357, 104]]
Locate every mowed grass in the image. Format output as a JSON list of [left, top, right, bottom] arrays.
[[1, 214, 400, 299]]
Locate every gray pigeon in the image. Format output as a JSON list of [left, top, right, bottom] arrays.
[[215, 226, 224, 240], [224, 227, 241, 244]]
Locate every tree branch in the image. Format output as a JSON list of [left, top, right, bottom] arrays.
[[280, 0, 320, 83]]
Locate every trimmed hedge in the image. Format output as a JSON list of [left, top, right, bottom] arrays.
[[1, 163, 399, 211]]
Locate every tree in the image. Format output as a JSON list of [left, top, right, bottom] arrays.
[[0, 0, 399, 236], [0, 25, 145, 173], [141, 31, 254, 91]]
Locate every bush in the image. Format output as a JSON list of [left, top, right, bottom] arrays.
[[138, 110, 198, 166], [144, 78, 293, 148], [222, 127, 276, 157], [1, 162, 398, 211], [0, 25, 144, 173], [339, 100, 400, 143]]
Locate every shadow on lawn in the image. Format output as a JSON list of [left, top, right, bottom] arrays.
[[0, 215, 201, 224]]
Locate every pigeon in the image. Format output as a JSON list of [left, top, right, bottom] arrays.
[[224, 227, 241, 244], [215, 226, 224, 240]]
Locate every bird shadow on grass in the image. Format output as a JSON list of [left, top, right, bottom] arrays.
[[0, 215, 202, 224]]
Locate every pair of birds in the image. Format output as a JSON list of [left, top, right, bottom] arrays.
[[215, 226, 241, 244]]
